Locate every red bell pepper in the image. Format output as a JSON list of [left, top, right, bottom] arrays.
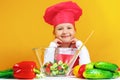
[[13, 61, 39, 79], [78, 64, 86, 78]]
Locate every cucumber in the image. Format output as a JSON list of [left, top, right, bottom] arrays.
[[86, 62, 95, 69], [83, 69, 113, 79], [0, 69, 14, 78], [112, 72, 119, 78], [95, 61, 118, 72]]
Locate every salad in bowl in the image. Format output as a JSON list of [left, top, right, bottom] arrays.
[[43, 61, 69, 76]]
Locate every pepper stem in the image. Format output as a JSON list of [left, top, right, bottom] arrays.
[[33, 68, 40, 74]]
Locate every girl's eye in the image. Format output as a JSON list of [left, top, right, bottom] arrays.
[[67, 27, 72, 29], [57, 28, 63, 30]]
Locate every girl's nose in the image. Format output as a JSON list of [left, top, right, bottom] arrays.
[[62, 29, 68, 33]]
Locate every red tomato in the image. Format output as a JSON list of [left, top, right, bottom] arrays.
[[45, 67, 51, 75], [58, 66, 62, 70]]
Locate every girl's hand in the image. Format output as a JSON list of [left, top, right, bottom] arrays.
[[71, 38, 78, 44], [70, 38, 78, 48], [53, 38, 63, 47]]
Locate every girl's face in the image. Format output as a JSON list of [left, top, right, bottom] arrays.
[[54, 23, 76, 43]]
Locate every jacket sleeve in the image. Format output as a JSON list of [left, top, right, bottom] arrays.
[[76, 40, 91, 65], [43, 42, 57, 64], [48, 42, 58, 48]]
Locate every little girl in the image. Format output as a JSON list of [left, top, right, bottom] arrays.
[[43, 1, 91, 66]]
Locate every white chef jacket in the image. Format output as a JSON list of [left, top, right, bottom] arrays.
[[44, 40, 91, 65]]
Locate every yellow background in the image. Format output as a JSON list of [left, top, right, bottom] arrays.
[[0, 0, 120, 70]]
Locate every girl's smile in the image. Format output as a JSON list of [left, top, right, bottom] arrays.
[[61, 34, 70, 38]]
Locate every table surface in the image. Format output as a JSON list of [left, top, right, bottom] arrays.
[[0, 76, 120, 80], [37, 76, 120, 80]]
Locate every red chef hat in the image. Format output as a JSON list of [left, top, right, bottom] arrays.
[[43, 1, 82, 27]]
